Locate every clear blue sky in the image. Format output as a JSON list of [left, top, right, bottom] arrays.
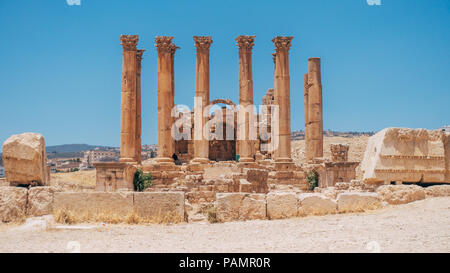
[[0, 0, 449, 147]]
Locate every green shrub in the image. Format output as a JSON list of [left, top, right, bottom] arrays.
[[306, 170, 319, 191], [207, 207, 218, 223], [133, 169, 153, 192]]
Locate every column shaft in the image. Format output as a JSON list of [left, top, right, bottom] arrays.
[[136, 49, 145, 164], [304, 73, 311, 161], [120, 35, 138, 162], [192, 36, 212, 163], [272, 36, 293, 162], [236, 35, 256, 162], [155, 36, 176, 163], [307, 57, 323, 159]]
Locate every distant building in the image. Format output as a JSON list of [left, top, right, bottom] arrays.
[[440, 125, 450, 132], [0, 166, 4, 178], [81, 150, 119, 169]]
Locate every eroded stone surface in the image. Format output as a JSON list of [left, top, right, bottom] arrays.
[[361, 128, 450, 184], [376, 185, 425, 205], [266, 192, 297, 219], [27, 186, 61, 216], [54, 192, 134, 217], [337, 192, 381, 213], [298, 193, 337, 216], [2, 133, 48, 185], [216, 193, 266, 222], [0, 187, 28, 222], [134, 192, 184, 221], [424, 185, 450, 197]]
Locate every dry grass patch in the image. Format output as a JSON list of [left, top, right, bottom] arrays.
[[53, 208, 184, 225], [51, 170, 96, 191]]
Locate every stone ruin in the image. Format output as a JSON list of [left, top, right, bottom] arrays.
[[93, 34, 358, 205], [2, 133, 50, 186], [361, 127, 450, 184], [1, 35, 450, 224]]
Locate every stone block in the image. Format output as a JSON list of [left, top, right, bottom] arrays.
[[266, 192, 297, 219], [337, 192, 382, 213], [54, 192, 134, 218], [0, 187, 28, 222], [424, 185, 450, 197], [297, 193, 337, 216], [376, 185, 426, 204], [216, 193, 266, 222], [27, 186, 61, 216], [2, 133, 49, 185], [134, 192, 185, 222]]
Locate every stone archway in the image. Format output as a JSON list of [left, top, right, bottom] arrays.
[[207, 99, 237, 161]]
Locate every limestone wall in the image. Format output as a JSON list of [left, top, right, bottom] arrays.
[[361, 128, 450, 183]]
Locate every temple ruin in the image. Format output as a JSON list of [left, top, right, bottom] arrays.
[[94, 34, 356, 200]]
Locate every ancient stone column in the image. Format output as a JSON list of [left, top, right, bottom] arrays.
[[272, 36, 294, 163], [236, 35, 256, 163], [304, 73, 310, 160], [306, 57, 323, 160], [135, 49, 145, 164], [155, 36, 176, 163], [192, 36, 212, 163], [119, 35, 138, 162]]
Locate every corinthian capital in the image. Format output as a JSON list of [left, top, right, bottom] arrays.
[[193, 36, 213, 52], [272, 36, 293, 53], [169, 43, 180, 55], [136, 49, 145, 62], [155, 36, 174, 54], [120, 35, 139, 51], [235, 35, 256, 51]]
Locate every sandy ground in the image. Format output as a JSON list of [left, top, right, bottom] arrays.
[[0, 197, 448, 253]]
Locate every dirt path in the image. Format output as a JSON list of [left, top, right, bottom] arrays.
[[0, 197, 449, 253]]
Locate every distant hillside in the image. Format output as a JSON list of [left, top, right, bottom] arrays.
[[46, 144, 111, 153], [46, 144, 116, 159]]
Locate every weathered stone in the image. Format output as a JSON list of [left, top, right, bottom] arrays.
[[192, 36, 212, 163], [216, 193, 266, 222], [266, 192, 297, 219], [27, 186, 61, 216], [119, 35, 139, 162], [155, 36, 177, 163], [239, 179, 252, 192], [53, 192, 134, 218], [424, 185, 450, 197], [335, 182, 350, 190], [298, 193, 337, 216], [376, 185, 426, 205], [304, 57, 323, 161], [94, 162, 137, 192], [0, 187, 28, 222], [330, 144, 349, 162], [337, 192, 382, 213], [2, 133, 49, 185], [361, 128, 450, 184], [273, 36, 294, 163], [134, 192, 184, 222], [246, 169, 269, 193]]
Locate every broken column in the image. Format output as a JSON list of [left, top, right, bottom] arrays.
[[192, 36, 212, 163], [155, 36, 176, 164], [272, 36, 294, 163], [119, 35, 138, 162], [136, 49, 145, 164], [305, 57, 323, 161], [236, 35, 256, 163]]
